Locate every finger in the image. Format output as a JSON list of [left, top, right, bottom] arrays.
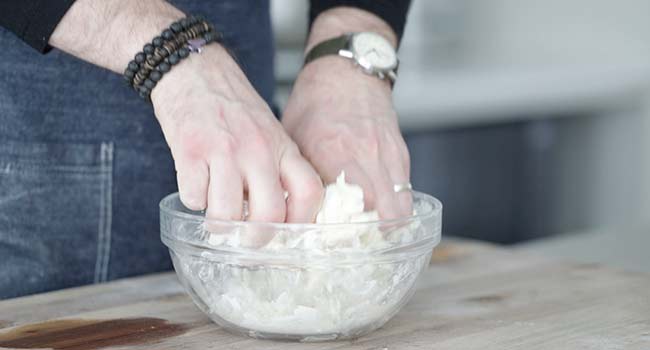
[[243, 158, 287, 223], [176, 159, 209, 211], [205, 156, 243, 221], [360, 159, 403, 220], [385, 162, 413, 217], [382, 137, 413, 217], [280, 149, 324, 223]]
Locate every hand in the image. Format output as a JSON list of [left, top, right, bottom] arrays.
[[151, 45, 323, 222], [282, 57, 412, 219]]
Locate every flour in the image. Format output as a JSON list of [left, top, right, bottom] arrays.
[[176, 172, 430, 338]]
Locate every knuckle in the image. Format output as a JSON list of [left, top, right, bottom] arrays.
[[247, 128, 273, 151], [358, 132, 382, 158], [191, 133, 238, 160], [214, 133, 239, 156], [175, 123, 240, 161], [176, 128, 211, 159], [360, 137, 381, 157], [293, 177, 324, 203], [282, 142, 301, 156], [238, 113, 272, 150]]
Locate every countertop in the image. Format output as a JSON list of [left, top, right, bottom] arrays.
[[516, 223, 650, 273], [1, 239, 649, 349]]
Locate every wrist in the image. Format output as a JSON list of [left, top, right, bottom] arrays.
[[304, 9, 399, 93], [151, 44, 231, 106], [306, 7, 397, 54], [297, 55, 392, 97]]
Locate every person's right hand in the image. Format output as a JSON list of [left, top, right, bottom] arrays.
[[151, 44, 323, 223]]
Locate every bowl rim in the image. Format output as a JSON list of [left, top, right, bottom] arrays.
[[159, 191, 442, 229]]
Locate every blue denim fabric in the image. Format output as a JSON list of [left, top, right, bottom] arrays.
[[0, 0, 274, 299]]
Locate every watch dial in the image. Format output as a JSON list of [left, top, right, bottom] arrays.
[[351, 32, 398, 71]]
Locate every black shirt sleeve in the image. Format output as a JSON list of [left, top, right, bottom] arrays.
[[2, 0, 411, 54], [309, 0, 412, 43], [0, 0, 76, 53]]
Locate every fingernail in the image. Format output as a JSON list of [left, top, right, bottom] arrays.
[[182, 196, 205, 211]]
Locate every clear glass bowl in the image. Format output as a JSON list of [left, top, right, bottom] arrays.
[[160, 192, 442, 342]]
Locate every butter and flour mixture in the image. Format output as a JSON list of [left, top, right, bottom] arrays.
[[177, 171, 428, 337]]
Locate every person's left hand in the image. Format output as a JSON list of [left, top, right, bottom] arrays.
[[282, 57, 412, 219]]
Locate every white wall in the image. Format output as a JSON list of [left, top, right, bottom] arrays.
[[461, 0, 650, 67], [419, 0, 650, 229]]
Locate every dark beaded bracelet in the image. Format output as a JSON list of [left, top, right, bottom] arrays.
[[170, 22, 183, 34], [167, 52, 180, 65], [150, 70, 162, 82], [134, 53, 146, 64], [124, 15, 221, 101], [144, 78, 156, 90], [123, 68, 135, 83], [127, 60, 139, 71], [127, 19, 213, 88], [135, 30, 221, 100], [158, 61, 171, 73], [143, 43, 155, 55], [152, 36, 164, 47], [162, 29, 175, 41]]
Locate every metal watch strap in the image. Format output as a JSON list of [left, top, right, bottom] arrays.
[[304, 35, 351, 65]]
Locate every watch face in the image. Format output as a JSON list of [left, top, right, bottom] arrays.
[[351, 32, 398, 71]]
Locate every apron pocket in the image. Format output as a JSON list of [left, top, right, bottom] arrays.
[[0, 140, 114, 299]]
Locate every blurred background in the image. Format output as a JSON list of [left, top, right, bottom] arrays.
[[271, 0, 650, 271]]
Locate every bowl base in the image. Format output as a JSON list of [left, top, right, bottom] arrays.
[[208, 315, 378, 342], [242, 329, 373, 342]]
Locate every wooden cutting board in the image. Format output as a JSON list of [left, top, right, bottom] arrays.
[[1, 239, 649, 349]]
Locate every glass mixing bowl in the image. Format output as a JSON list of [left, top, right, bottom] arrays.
[[160, 192, 442, 342]]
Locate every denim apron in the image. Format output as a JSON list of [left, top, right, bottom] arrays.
[[0, 0, 274, 299]]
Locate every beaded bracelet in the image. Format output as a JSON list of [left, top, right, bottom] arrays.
[[123, 15, 208, 86], [123, 15, 222, 100], [132, 21, 211, 87], [135, 30, 221, 100]]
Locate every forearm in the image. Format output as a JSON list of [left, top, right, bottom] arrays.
[[49, 0, 184, 73]]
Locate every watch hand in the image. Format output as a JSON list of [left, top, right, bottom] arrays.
[[367, 48, 382, 60]]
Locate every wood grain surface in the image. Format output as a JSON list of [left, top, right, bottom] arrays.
[[1, 239, 649, 349]]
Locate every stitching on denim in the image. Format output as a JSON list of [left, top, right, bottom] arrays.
[[0, 162, 103, 175], [101, 143, 114, 282], [93, 142, 114, 283], [93, 145, 106, 283], [0, 141, 95, 158], [0, 187, 51, 207]]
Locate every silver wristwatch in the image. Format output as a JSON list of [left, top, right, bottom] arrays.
[[304, 32, 399, 83]]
